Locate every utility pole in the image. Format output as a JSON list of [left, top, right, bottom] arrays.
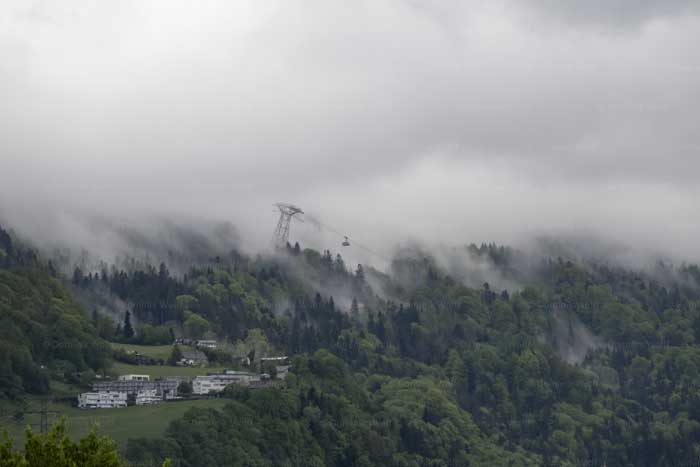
[[272, 203, 303, 248], [25, 399, 59, 434]]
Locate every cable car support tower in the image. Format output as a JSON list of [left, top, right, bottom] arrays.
[[271, 202, 389, 262], [273, 203, 304, 248]]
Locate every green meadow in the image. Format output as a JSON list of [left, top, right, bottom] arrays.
[[1, 399, 229, 450], [110, 343, 175, 360], [109, 362, 225, 378]]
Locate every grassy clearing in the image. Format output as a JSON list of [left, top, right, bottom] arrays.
[[1, 399, 229, 450], [110, 343, 174, 360], [109, 362, 225, 378], [49, 380, 84, 399]]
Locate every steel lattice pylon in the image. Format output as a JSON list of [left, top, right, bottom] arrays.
[[273, 203, 304, 247]]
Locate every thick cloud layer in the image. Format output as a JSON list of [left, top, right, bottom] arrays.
[[521, 0, 700, 27], [1, 1, 699, 266]]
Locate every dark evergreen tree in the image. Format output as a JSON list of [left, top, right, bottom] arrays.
[[355, 264, 365, 282], [72, 267, 84, 286], [350, 298, 360, 320], [123, 310, 135, 339]]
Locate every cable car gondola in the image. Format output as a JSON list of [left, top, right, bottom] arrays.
[[342, 236, 350, 247]]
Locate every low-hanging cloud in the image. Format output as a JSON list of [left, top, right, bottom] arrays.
[[520, 0, 700, 28], [1, 0, 699, 268]]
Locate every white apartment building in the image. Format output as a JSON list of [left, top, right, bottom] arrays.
[[222, 370, 262, 384], [195, 340, 218, 349], [192, 376, 231, 395], [78, 391, 127, 409], [135, 389, 162, 405], [118, 374, 150, 382], [192, 371, 263, 395]]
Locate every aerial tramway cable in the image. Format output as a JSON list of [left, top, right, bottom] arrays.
[[304, 215, 391, 263]]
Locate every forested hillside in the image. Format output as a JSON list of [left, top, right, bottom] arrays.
[[0, 227, 110, 401], [121, 253, 700, 466], [4, 223, 700, 466]]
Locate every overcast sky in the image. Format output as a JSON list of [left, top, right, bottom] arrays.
[[1, 0, 699, 265]]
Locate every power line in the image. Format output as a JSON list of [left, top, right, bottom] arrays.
[[270, 203, 391, 263], [306, 216, 391, 263], [24, 399, 60, 434]]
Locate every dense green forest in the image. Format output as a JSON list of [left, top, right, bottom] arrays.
[[4, 224, 700, 466], [122, 244, 700, 467], [0, 227, 110, 401]]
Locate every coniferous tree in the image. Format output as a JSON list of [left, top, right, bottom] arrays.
[[355, 264, 365, 282], [334, 254, 345, 273], [123, 311, 135, 339], [72, 267, 84, 286], [168, 344, 183, 366], [350, 297, 360, 321]]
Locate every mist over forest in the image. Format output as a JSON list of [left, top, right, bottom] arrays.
[[2, 1, 700, 466], [2, 0, 700, 264]]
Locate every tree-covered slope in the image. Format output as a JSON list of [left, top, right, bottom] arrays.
[[6, 222, 700, 466], [0, 226, 110, 400], [126, 350, 539, 467], [114, 241, 700, 466]]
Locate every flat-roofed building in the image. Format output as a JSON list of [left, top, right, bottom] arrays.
[[78, 391, 127, 409], [93, 377, 181, 396], [192, 371, 265, 395], [118, 374, 150, 382], [135, 389, 162, 405], [192, 376, 229, 395], [222, 370, 263, 384], [195, 340, 218, 349]]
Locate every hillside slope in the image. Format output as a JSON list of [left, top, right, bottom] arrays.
[[0, 226, 110, 401]]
